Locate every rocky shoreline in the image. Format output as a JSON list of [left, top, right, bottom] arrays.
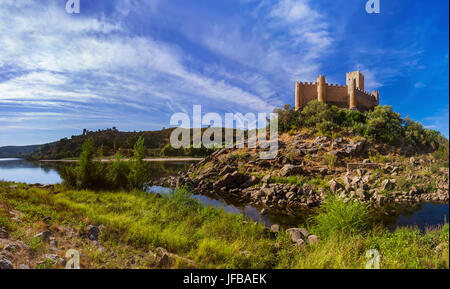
[[155, 134, 449, 212]]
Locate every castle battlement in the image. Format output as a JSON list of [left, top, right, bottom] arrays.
[[295, 71, 379, 112]]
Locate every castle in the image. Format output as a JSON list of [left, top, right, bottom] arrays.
[[295, 71, 379, 111]]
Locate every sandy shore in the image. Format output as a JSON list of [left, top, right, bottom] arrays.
[[40, 157, 203, 163]]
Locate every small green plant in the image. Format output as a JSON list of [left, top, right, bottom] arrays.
[[36, 258, 56, 269], [28, 236, 44, 255], [308, 195, 370, 238], [323, 153, 338, 170]]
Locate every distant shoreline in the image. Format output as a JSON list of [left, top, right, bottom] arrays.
[[39, 157, 203, 163]]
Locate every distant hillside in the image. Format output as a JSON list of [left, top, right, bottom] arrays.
[[26, 127, 242, 160], [0, 144, 43, 158]]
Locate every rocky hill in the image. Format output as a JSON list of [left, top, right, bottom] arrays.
[[160, 132, 448, 213], [158, 103, 449, 213]]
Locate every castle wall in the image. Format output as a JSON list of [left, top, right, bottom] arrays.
[[295, 71, 379, 112], [325, 84, 348, 108], [298, 82, 318, 104], [354, 89, 378, 112]]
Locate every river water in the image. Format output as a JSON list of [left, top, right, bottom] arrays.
[[0, 158, 448, 230]]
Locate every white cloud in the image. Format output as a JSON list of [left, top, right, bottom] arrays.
[[0, 0, 275, 132], [414, 82, 426, 88]]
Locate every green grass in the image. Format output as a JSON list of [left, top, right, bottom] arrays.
[[0, 181, 448, 269], [308, 195, 371, 238]]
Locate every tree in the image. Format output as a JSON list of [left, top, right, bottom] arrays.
[[76, 138, 105, 189], [364, 106, 403, 144], [128, 136, 148, 190]]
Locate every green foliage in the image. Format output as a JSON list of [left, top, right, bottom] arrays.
[[323, 153, 338, 170], [76, 138, 106, 189], [128, 136, 148, 191], [36, 258, 56, 269], [308, 195, 370, 238], [364, 106, 403, 144], [273, 104, 299, 132], [1, 181, 448, 269], [161, 143, 220, 158], [107, 153, 131, 189], [60, 137, 150, 191], [274, 101, 448, 152]]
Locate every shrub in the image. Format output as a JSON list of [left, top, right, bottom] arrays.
[[308, 195, 370, 238], [107, 153, 131, 189], [60, 166, 77, 188], [77, 138, 106, 189], [273, 104, 299, 132], [364, 106, 403, 144], [128, 136, 148, 190]]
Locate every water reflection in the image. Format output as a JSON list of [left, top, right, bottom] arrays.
[[0, 158, 63, 185], [1, 158, 448, 230]]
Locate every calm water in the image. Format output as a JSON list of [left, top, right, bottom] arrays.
[[1, 158, 448, 230], [0, 158, 62, 184]]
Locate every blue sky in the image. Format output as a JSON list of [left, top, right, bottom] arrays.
[[0, 0, 448, 146]]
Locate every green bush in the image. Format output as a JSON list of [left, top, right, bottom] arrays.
[[76, 138, 106, 189], [107, 153, 131, 189], [127, 136, 148, 190], [364, 106, 403, 144], [308, 195, 370, 238], [274, 102, 447, 154], [60, 137, 150, 191]]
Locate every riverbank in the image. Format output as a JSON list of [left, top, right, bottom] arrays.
[[39, 157, 203, 163], [0, 181, 448, 269]]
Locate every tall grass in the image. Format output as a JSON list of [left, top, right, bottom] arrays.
[[1, 181, 448, 269], [308, 195, 370, 238]]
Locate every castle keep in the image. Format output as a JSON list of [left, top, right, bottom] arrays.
[[295, 71, 379, 111]]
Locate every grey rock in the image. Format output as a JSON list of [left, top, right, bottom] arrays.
[[86, 225, 100, 241], [380, 179, 396, 191], [286, 228, 308, 243], [328, 179, 344, 193], [294, 239, 305, 247], [307, 235, 319, 244], [261, 174, 271, 183], [34, 230, 51, 242], [5, 244, 20, 252], [156, 247, 170, 268], [279, 165, 302, 177], [270, 224, 280, 233], [0, 228, 8, 239], [0, 258, 13, 269]]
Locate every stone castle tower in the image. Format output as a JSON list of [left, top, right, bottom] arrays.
[[295, 71, 379, 111]]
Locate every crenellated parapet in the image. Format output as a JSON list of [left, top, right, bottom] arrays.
[[295, 71, 379, 112]]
